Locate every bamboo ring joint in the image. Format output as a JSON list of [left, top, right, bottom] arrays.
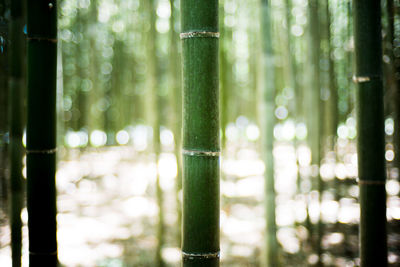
[[182, 149, 220, 157], [352, 75, 382, 83], [29, 250, 58, 256], [26, 148, 57, 154], [180, 31, 220, 39], [358, 179, 386, 185], [182, 251, 220, 259], [27, 36, 58, 43]]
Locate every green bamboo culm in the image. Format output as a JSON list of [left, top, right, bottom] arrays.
[[168, 0, 183, 247], [26, 1, 58, 266], [307, 0, 324, 263], [181, 0, 220, 266], [144, 0, 165, 265], [353, 1, 387, 266], [260, 0, 279, 266], [9, 0, 24, 266]]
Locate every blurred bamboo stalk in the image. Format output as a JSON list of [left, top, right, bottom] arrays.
[[260, 0, 279, 266]]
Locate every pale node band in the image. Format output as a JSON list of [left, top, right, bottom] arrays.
[[182, 251, 220, 260], [180, 31, 220, 39], [352, 75, 382, 83], [182, 149, 220, 157]]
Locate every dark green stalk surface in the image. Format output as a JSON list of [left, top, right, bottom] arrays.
[[26, 1, 58, 266], [260, 0, 279, 266], [353, 1, 387, 266], [181, 0, 220, 266], [9, 0, 24, 266]]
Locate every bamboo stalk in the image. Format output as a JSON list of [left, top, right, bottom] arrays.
[[26, 1, 58, 266], [144, 0, 165, 265], [181, 0, 220, 266], [0, 0, 9, 208], [168, 0, 183, 246], [353, 1, 387, 266], [260, 0, 279, 266], [307, 0, 325, 264], [9, 0, 24, 265]]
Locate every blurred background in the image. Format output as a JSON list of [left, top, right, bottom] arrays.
[[0, 0, 400, 266]]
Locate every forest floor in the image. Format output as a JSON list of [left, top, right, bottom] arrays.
[[0, 142, 399, 266]]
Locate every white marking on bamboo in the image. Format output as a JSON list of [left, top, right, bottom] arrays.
[[182, 149, 220, 157], [182, 251, 220, 259], [180, 31, 220, 39]]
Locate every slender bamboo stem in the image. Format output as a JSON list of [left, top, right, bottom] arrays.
[[353, 1, 387, 266], [181, 0, 220, 266], [169, 0, 183, 246], [0, 0, 9, 209], [26, 1, 58, 266], [307, 0, 324, 264], [9, 0, 24, 266], [144, 0, 165, 265], [260, 0, 279, 266]]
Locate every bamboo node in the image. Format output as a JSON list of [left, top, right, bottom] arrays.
[[26, 148, 57, 154], [182, 149, 220, 157], [29, 250, 57, 255], [358, 179, 386, 185], [27, 36, 58, 43], [180, 31, 220, 39], [182, 251, 220, 260], [352, 75, 382, 83]]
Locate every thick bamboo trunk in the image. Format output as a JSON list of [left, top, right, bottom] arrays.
[[9, 0, 24, 266], [26, 1, 58, 266], [181, 0, 220, 266], [353, 1, 387, 266]]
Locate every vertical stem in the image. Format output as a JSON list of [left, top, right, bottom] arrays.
[[260, 0, 279, 266], [145, 0, 164, 265], [353, 1, 388, 266], [181, 0, 220, 266], [386, 0, 400, 172], [169, 0, 182, 247], [307, 0, 324, 264], [219, 1, 228, 151], [9, 0, 24, 266], [325, 0, 338, 145], [26, 1, 58, 266], [0, 0, 9, 209]]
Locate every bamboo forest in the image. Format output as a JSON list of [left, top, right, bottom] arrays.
[[1, 0, 400, 266]]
